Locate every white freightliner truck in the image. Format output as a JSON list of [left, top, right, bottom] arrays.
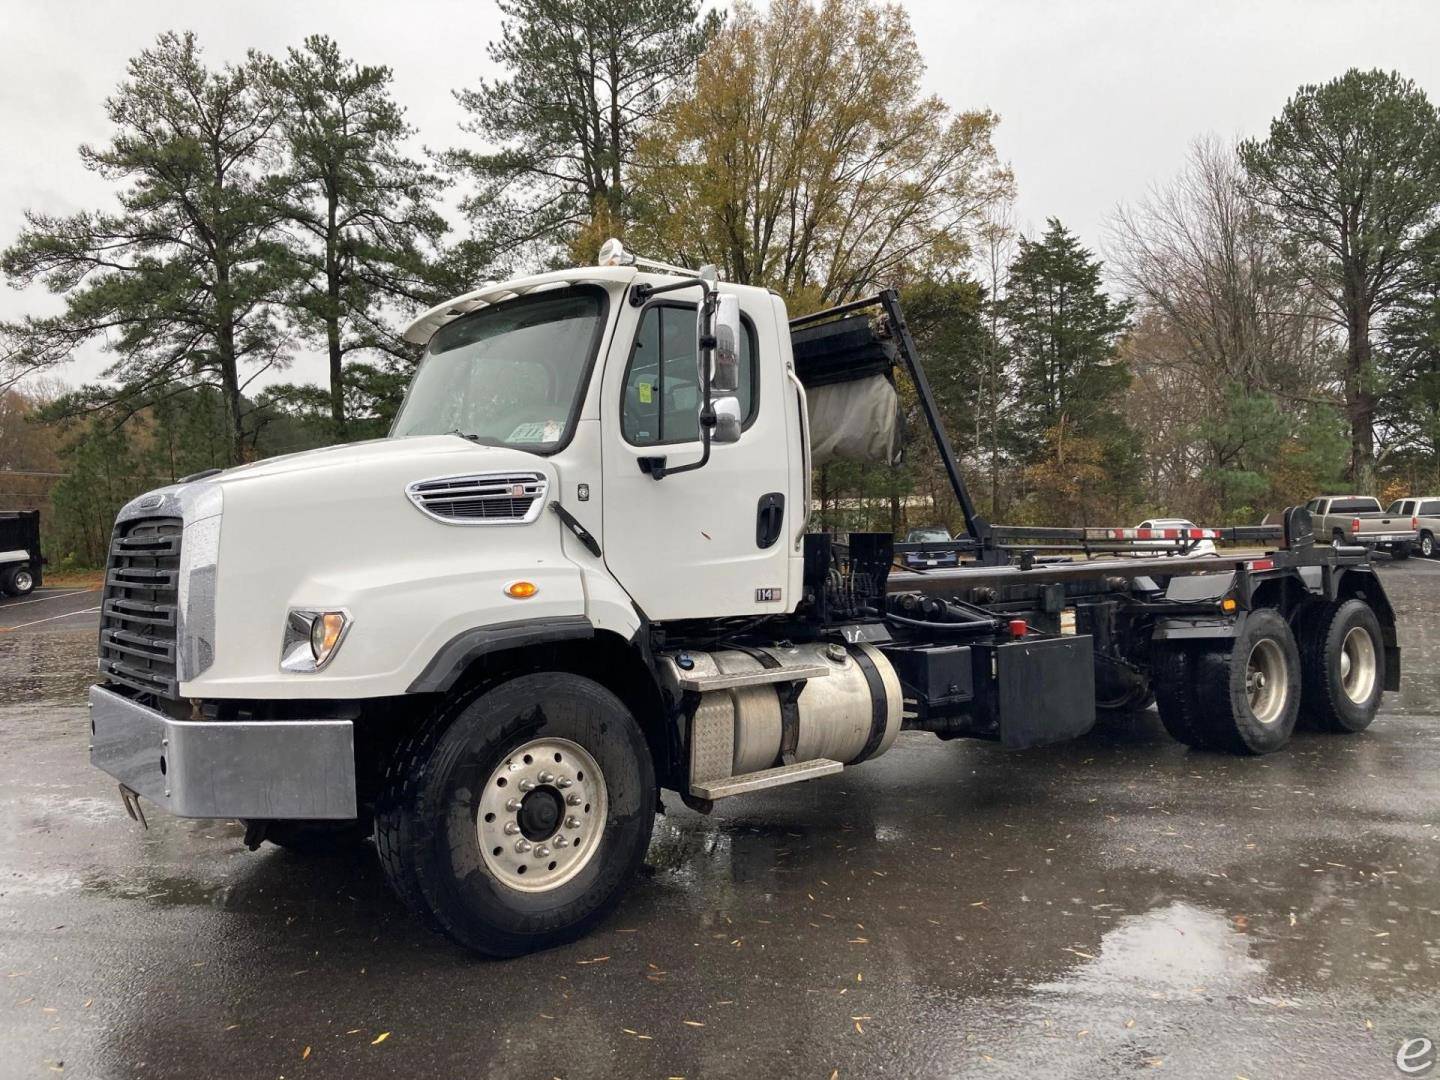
[[90, 241, 1401, 956]]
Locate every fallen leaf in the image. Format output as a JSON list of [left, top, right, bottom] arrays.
[[371, 1032, 390, 1045], [682, 1019, 705, 1028], [301, 1047, 311, 1060]]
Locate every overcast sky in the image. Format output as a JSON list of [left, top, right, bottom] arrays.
[[3, 0, 1439, 390]]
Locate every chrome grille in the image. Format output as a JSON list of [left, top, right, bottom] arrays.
[[407, 473, 548, 525], [99, 517, 182, 699]]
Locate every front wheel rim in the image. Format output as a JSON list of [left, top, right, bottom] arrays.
[[477, 737, 607, 893], [1245, 638, 1289, 725], [1339, 625, 1378, 705], [13, 570, 31, 592]]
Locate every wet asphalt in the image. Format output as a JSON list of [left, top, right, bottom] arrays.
[[1, 566, 1438, 1080]]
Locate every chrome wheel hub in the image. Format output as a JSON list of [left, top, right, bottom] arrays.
[[1340, 625, 1377, 705], [478, 737, 605, 892], [1245, 638, 1288, 725]]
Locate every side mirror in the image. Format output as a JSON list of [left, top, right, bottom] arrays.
[[708, 295, 741, 394], [712, 396, 742, 444]]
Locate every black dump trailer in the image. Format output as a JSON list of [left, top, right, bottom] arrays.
[[773, 291, 1399, 756], [0, 510, 43, 597]]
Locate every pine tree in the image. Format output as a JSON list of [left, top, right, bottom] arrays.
[[1, 32, 287, 465], [261, 36, 446, 438]]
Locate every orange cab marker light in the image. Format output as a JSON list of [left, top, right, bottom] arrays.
[[1221, 598, 1237, 612], [505, 581, 539, 599]]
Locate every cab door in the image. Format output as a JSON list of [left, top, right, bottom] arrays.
[[599, 286, 796, 620]]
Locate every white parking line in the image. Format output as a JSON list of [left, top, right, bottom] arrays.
[[0, 587, 100, 611], [0, 606, 101, 632]]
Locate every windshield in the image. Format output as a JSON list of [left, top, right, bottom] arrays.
[[391, 287, 607, 451], [906, 528, 951, 542]]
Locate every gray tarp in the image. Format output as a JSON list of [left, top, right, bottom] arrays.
[[806, 374, 901, 467]]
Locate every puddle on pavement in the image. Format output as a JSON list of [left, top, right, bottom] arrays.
[[0, 630, 97, 704], [1033, 901, 1265, 998]]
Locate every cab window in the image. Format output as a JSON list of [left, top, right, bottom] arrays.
[[621, 303, 756, 446]]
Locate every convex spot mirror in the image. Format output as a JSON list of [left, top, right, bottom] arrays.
[[707, 294, 741, 395], [712, 395, 742, 444]]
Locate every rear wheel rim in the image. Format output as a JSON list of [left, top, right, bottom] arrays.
[[477, 737, 607, 893], [1245, 638, 1289, 725], [1339, 625, 1377, 705], [1424, 535, 1434, 557]]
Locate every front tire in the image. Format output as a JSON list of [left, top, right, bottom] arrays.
[[1193, 608, 1301, 755], [375, 673, 655, 957], [1298, 599, 1385, 733]]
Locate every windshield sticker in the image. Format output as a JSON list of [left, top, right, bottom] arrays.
[[638, 381, 653, 404], [542, 420, 563, 442], [507, 422, 549, 442]]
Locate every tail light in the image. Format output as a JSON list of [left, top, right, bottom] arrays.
[[1352, 517, 1361, 535], [1413, 516, 1420, 531]]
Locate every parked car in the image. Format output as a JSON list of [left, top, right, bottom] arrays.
[[900, 526, 959, 569], [1386, 497, 1440, 558], [1131, 517, 1217, 557], [1304, 496, 1416, 559], [0, 510, 43, 596]]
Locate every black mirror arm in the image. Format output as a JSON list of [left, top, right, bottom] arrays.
[[641, 286, 718, 481]]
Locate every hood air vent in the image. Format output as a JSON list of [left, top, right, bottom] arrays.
[[407, 472, 549, 525]]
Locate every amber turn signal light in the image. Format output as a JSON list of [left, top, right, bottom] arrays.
[[504, 580, 539, 599]]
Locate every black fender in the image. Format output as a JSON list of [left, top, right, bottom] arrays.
[[406, 616, 595, 694]]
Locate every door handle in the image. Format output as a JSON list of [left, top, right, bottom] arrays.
[[756, 492, 786, 549]]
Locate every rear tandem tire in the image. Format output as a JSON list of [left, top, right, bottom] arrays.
[[374, 672, 656, 957], [1298, 598, 1385, 734], [1192, 608, 1301, 755], [1152, 646, 1211, 749]]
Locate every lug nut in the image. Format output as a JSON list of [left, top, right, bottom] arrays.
[[514, 839, 531, 853], [518, 778, 536, 792], [504, 822, 520, 835], [566, 793, 582, 806], [556, 777, 573, 789], [536, 845, 551, 858], [566, 815, 581, 830], [505, 798, 522, 812], [538, 771, 555, 784], [554, 837, 569, 848]]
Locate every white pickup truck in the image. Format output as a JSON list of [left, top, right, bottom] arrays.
[[1304, 496, 1416, 559]]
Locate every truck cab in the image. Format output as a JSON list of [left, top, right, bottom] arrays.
[[89, 246, 1400, 957]]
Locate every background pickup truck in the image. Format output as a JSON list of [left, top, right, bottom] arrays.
[[1387, 497, 1440, 558], [1304, 496, 1417, 558]]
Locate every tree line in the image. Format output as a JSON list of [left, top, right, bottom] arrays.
[[3, 0, 1440, 565]]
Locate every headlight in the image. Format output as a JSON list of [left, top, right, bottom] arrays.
[[281, 609, 352, 672]]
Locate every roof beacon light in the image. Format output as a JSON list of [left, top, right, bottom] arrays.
[[597, 237, 704, 278], [597, 237, 635, 267]]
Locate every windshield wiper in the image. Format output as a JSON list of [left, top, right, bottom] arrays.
[[444, 428, 482, 442]]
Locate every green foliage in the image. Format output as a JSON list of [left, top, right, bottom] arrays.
[[446, 0, 720, 261], [1240, 68, 1440, 480], [999, 219, 1133, 454], [48, 420, 151, 565], [259, 35, 447, 436], [1, 32, 288, 465]]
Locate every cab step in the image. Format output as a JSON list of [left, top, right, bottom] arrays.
[[690, 758, 843, 800]]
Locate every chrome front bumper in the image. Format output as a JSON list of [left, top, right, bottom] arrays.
[[88, 684, 357, 819]]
